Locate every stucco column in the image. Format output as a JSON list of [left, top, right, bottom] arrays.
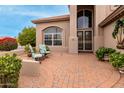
[[36, 24, 43, 51], [94, 5, 105, 52], [69, 5, 78, 53]]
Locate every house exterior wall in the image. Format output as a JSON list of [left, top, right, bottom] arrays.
[[103, 17, 124, 53], [105, 5, 119, 17], [36, 21, 70, 52], [94, 5, 118, 52], [69, 5, 117, 53], [34, 5, 120, 53], [94, 6, 106, 52], [69, 5, 78, 53]]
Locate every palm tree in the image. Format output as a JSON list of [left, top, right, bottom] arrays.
[[112, 18, 124, 48]]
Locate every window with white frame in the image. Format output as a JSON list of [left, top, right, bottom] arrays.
[[43, 27, 62, 46]]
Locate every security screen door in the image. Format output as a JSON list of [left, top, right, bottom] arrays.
[[78, 31, 92, 52], [77, 9, 93, 52]]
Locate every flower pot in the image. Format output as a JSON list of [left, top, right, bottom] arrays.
[[116, 44, 124, 49], [103, 54, 109, 61], [118, 67, 124, 74], [27, 53, 32, 57]]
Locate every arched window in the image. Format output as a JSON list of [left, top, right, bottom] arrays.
[[77, 10, 92, 29], [43, 26, 62, 46]]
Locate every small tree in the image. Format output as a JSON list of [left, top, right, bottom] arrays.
[[112, 18, 124, 49], [18, 27, 36, 47]]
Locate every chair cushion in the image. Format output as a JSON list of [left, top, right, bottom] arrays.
[[46, 51, 50, 54], [40, 48, 46, 54], [33, 54, 43, 58]]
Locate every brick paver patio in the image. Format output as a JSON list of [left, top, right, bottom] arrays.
[[19, 52, 121, 88]]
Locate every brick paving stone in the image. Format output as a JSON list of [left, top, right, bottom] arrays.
[[67, 74, 74, 88], [113, 74, 124, 88], [18, 52, 121, 88]]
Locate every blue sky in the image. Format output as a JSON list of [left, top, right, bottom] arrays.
[[0, 5, 69, 37]]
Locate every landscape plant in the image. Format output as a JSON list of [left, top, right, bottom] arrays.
[[46, 45, 50, 51], [0, 37, 18, 51], [24, 44, 36, 57], [96, 47, 116, 61], [0, 53, 22, 88], [112, 18, 124, 49], [109, 52, 124, 69], [18, 27, 36, 47]]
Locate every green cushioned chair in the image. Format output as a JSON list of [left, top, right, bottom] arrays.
[[39, 44, 50, 56], [29, 44, 43, 62]]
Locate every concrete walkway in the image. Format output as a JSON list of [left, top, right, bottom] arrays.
[[19, 52, 121, 88]]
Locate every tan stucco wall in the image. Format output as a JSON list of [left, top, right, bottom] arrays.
[[36, 21, 70, 52], [94, 5, 118, 52], [35, 5, 119, 53], [94, 6, 107, 52], [105, 5, 119, 17], [69, 5, 78, 53], [103, 20, 124, 53]]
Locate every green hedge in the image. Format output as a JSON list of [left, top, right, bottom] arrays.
[[0, 54, 22, 88]]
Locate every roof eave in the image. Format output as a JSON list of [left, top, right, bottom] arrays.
[[32, 18, 69, 24], [99, 5, 124, 28], [32, 15, 70, 24]]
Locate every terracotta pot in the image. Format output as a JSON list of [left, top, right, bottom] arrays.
[[27, 53, 32, 57], [118, 67, 124, 74], [116, 44, 124, 49]]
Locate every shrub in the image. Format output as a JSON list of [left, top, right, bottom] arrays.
[[96, 47, 106, 60], [109, 52, 124, 69], [24, 44, 31, 53], [0, 37, 18, 51], [18, 27, 36, 47], [24, 44, 36, 53], [0, 53, 22, 88], [105, 48, 116, 54], [46, 45, 50, 51], [24, 44, 36, 57], [96, 47, 116, 61]]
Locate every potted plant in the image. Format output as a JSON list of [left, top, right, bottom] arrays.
[[109, 52, 124, 74], [46, 45, 50, 51], [0, 53, 22, 87], [24, 44, 32, 57], [96, 47, 116, 61], [112, 19, 124, 49], [24, 44, 36, 57], [104, 48, 116, 61], [96, 47, 106, 61]]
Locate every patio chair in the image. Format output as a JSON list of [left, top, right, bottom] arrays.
[[29, 44, 44, 62], [39, 44, 50, 56]]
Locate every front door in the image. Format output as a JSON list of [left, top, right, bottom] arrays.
[[77, 9, 93, 52], [78, 30, 93, 52]]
